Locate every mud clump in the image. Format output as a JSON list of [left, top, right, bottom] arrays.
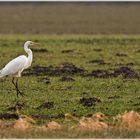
[[46, 121, 62, 130], [132, 103, 140, 106], [24, 62, 86, 76], [93, 49, 102, 52], [78, 113, 108, 131], [116, 111, 140, 130], [0, 113, 18, 119], [61, 49, 75, 53], [37, 101, 54, 109], [113, 66, 139, 78], [42, 77, 50, 84], [8, 101, 25, 111], [89, 60, 109, 65], [88, 70, 111, 78], [60, 76, 75, 82], [14, 115, 35, 130], [32, 48, 49, 53], [88, 66, 139, 79], [108, 95, 120, 100], [79, 97, 101, 107], [116, 53, 128, 57], [126, 63, 134, 66]]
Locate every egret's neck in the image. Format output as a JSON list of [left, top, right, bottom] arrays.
[[24, 44, 33, 65]]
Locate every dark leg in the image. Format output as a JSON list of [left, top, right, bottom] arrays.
[[12, 77, 19, 97], [12, 78, 26, 97], [12, 77, 16, 87]]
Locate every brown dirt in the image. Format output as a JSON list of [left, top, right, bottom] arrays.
[[37, 101, 54, 109], [108, 95, 120, 100], [78, 113, 108, 131], [79, 97, 101, 107], [24, 62, 86, 76], [116, 53, 128, 57], [89, 59, 110, 65], [87, 70, 111, 78], [113, 66, 139, 78], [116, 111, 140, 130], [0, 113, 18, 119], [93, 49, 102, 52], [60, 76, 75, 82], [88, 66, 139, 79], [61, 49, 75, 53], [7, 101, 25, 111], [42, 77, 50, 84]]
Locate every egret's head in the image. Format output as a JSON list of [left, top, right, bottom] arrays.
[[24, 41, 39, 47]]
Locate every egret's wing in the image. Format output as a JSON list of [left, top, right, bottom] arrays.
[[0, 55, 27, 77]]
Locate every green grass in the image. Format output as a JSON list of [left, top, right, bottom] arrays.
[[0, 35, 140, 138]]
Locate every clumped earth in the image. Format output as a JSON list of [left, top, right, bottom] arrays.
[[60, 76, 75, 82], [41, 77, 51, 84], [79, 97, 101, 107], [37, 101, 54, 109], [7, 101, 25, 111], [88, 59, 109, 65], [0, 111, 140, 138], [116, 53, 128, 57], [61, 49, 75, 53], [25, 63, 139, 79], [0, 113, 18, 120], [24, 62, 86, 76], [93, 48, 102, 52], [108, 95, 120, 100], [88, 66, 139, 79]]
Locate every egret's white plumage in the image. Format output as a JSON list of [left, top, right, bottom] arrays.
[[0, 41, 38, 97]]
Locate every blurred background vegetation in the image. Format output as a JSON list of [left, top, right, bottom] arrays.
[[0, 2, 140, 35]]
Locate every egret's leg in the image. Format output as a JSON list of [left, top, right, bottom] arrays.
[[12, 77, 16, 86], [12, 78, 21, 97], [12, 77, 19, 97], [15, 78, 26, 97]]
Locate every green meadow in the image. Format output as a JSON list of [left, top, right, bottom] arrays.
[[0, 35, 140, 138]]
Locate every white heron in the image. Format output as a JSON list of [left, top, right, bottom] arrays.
[[0, 41, 39, 97]]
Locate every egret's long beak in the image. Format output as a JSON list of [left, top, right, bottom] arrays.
[[32, 42, 40, 46]]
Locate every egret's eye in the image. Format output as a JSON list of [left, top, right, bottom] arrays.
[[30, 42, 34, 45]]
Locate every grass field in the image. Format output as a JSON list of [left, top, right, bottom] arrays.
[[0, 35, 140, 138], [0, 1, 140, 138]]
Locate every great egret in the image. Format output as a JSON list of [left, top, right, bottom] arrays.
[[0, 41, 39, 97]]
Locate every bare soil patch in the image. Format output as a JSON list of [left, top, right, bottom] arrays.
[[37, 101, 54, 109], [116, 53, 128, 57], [88, 66, 139, 79], [93, 49, 102, 52], [60, 76, 75, 82], [0, 113, 18, 119], [24, 62, 86, 76], [89, 59, 110, 65], [79, 97, 101, 107], [61, 50, 75, 53]]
